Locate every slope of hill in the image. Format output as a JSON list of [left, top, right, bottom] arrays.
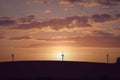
[[0, 61, 120, 80]]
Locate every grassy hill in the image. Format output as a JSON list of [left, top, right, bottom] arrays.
[[0, 61, 120, 80]]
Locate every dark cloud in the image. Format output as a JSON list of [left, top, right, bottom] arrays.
[[0, 34, 5, 39], [24, 42, 71, 48], [27, 0, 50, 5], [91, 14, 114, 23], [17, 15, 36, 23], [0, 33, 3, 36], [9, 36, 32, 40], [0, 17, 11, 20], [91, 13, 120, 23], [36, 37, 71, 42], [0, 19, 16, 26], [60, 0, 120, 7], [11, 22, 41, 30], [39, 16, 91, 30], [2, 13, 119, 30], [92, 30, 114, 37], [38, 19, 65, 30], [10, 16, 91, 30], [66, 0, 82, 3], [95, 0, 120, 7], [116, 13, 120, 18], [0, 36, 4, 39], [96, 0, 118, 6], [0, 15, 36, 27], [114, 28, 120, 30]]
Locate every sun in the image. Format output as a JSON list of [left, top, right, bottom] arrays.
[[52, 46, 72, 61], [57, 51, 64, 61]]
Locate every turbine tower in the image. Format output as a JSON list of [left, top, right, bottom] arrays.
[[106, 54, 109, 63], [61, 51, 64, 61], [11, 51, 15, 62]]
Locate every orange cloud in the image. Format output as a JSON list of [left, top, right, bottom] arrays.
[[0, 33, 5, 39], [9, 36, 32, 40], [59, 0, 71, 5], [26, 0, 49, 5], [0, 13, 119, 32], [16, 35, 120, 48], [59, 0, 120, 7], [43, 10, 51, 14]]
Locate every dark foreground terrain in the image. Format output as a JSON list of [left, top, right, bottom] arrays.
[[0, 61, 120, 80]]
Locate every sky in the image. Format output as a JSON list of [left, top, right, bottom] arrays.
[[0, 0, 120, 63]]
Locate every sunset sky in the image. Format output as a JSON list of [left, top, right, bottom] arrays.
[[0, 0, 120, 63]]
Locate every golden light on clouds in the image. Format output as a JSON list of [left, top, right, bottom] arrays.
[[59, 0, 71, 5], [43, 10, 51, 14]]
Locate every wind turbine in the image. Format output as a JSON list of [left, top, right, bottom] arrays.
[[61, 51, 64, 61], [11, 50, 15, 62], [106, 54, 109, 63]]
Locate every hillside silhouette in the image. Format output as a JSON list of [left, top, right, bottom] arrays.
[[0, 61, 120, 80]]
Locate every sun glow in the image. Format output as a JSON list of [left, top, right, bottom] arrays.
[[52, 47, 73, 61], [57, 53, 63, 61]]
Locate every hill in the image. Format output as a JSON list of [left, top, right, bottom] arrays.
[[0, 61, 120, 80]]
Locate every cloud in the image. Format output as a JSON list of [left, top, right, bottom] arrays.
[[59, 0, 120, 7], [0, 33, 5, 39], [3, 13, 119, 31], [0, 19, 16, 26], [67, 16, 91, 27], [92, 30, 114, 37], [17, 15, 36, 23], [60, 0, 82, 4], [114, 28, 120, 30], [43, 10, 51, 14], [21, 35, 120, 48], [10, 16, 91, 31], [26, 0, 49, 5], [0, 33, 3, 36], [11, 22, 41, 30], [64, 7, 72, 11], [96, 0, 120, 7], [0, 36, 4, 39], [59, 0, 72, 5], [116, 13, 120, 18], [36, 36, 74, 42], [6, 28, 120, 48], [91, 14, 114, 23], [38, 16, 91, 30], [28, 29, 120, 48], [9, 36, 32, 40]]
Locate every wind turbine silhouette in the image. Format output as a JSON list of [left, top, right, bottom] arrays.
[[61, 51, 64, 61], [11, 49, 15, 62], [106, 54, 109, 63]]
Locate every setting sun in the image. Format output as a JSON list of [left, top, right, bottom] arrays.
[[57, 53, 63, 61]]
